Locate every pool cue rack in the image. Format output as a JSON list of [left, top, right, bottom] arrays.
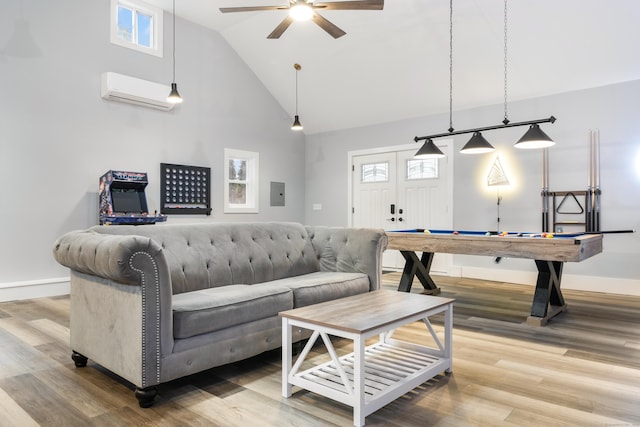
[[542, 129, 601, 233]]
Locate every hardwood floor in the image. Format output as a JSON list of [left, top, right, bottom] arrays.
[[0, 273, 638, 426]]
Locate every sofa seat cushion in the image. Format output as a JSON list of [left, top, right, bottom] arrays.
[[172, 284, 293, 339], [267, 271, 370, 308]]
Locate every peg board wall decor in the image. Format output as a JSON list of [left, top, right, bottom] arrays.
[[160, 163, 211, 215]]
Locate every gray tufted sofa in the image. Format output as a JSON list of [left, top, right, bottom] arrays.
[[53, 222, 387, 407]]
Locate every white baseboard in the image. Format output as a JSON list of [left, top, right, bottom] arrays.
[[457, 266, 640, 296], [0, 277, 70, 302]]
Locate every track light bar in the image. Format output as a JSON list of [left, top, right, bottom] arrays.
[[414, 116, 556, 143]]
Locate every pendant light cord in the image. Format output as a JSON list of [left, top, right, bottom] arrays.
[[172, 0, 176, 82], [448, 0, 454, 133], [503, 0, 509, 125], [295, 67, 299, 115]]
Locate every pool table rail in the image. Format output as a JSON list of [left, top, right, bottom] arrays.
[[386, 232, 603, 263]]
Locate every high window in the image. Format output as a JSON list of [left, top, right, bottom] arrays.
[[110, 0, 163, 57]]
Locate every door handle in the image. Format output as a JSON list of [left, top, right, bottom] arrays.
[[387, 218, 396, 222], [398, 217, 403, 222], [390, 204, 395, 214]]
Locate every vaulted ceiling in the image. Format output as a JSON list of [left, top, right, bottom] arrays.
[[148, 0, 640, 134]]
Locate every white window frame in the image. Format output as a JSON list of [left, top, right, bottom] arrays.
[[110, 0, 163, 58], [224, 148, 259, 213]]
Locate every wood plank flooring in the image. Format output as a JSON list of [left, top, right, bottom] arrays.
[[0, 273, 638, 426]]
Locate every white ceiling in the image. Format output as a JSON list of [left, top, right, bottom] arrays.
[[148, 0, 640, 134]]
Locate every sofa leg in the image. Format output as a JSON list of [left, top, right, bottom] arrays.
[[71, 351, 88, 367], [135, 386, 158, 408]]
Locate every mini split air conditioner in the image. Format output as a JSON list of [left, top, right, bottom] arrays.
[[101, 72, 175, 111]]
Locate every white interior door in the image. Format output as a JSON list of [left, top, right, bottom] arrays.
[[351, 143, 452, 272]]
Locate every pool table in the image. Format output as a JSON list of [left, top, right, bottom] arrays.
[[386, 229, 604, 326]]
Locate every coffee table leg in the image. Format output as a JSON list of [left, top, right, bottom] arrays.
[[444, 305, 453, 374], [353, 335, 365, 427], [282, 318, 293, 397]]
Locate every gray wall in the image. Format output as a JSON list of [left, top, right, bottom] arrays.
[[0, 0, 305, 286], [306, 80, 640, 287]]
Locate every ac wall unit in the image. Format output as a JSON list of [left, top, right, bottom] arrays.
[[101, 72, 175, 111]]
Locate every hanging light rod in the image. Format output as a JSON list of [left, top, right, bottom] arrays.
[[414, 116, 556, 142]]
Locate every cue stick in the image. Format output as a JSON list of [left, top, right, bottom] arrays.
[[584, 229, 635, 235], [594, 129, 601, 231], [585, 129, 595, 232]]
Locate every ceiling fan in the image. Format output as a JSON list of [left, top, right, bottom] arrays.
[[219, 0, 384, 39]]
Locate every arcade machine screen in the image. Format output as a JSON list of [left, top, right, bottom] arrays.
[[111, 188, 145, 213]]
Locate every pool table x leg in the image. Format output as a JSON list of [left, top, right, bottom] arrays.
[[528, 260, 567, 326], [397, 251, 441, 295]]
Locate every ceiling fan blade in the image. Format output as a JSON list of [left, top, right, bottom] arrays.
[[312, 13, 346, 39], [267, 16, 294, 39], [219, 6, 287, 13], [314, 0, 384, 11]]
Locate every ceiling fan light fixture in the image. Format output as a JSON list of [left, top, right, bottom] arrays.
[[414, 139, 446, 159], [515, 124, 555, 149], [289, 1, 314, 21], [460, 132, 495, 154]]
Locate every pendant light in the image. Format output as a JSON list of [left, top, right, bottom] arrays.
[[460, 0, 496, 154], [515, 124, 555, 149], [415, 139, 445, 159], [291, 63, 303, 131], [512, 0, 553, 149], [414, 0, 453, 159], [167, 0, 182, 104], [414, 0, 555, 153], [461, 131, 494, 154]]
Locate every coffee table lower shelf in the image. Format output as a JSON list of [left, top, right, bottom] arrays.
[[290, 340, 450, 418]]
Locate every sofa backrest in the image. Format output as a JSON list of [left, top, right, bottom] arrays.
[[91, 222, 320, 294]]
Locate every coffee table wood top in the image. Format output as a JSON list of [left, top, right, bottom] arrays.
[[279, 290, 454, 334]]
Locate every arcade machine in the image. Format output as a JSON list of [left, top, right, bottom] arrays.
[[99, 170, 167, 225]]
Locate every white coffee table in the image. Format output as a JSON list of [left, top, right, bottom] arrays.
[[280, 290, 454, 427]]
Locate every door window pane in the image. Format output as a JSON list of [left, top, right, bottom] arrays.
[[362, 162, 389, 183], [407, 159, 438, 180]]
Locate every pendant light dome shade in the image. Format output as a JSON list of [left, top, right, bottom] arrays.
[[460, 132, 495, 154], [291, 115, 303, 131], [167, 83, 183, 104], [515, 124, 555, 149], [414, 139, 445, 159]]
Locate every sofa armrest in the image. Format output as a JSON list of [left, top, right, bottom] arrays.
[[306, 226, 388, 291], [53, 229, 173, 388]]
